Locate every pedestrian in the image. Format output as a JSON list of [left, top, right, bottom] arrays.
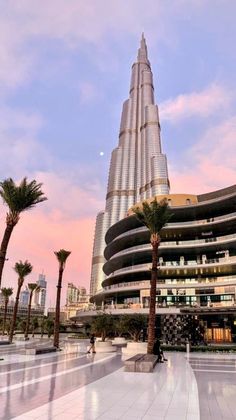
[[153, 338, 167, 362], [87, 334, 96, 353]]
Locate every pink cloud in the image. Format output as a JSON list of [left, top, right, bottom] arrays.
[[160, 84, 232, 122], [170, 115, 236, 193], [0, 207, 95, 308]]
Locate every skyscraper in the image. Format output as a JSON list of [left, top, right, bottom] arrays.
[[19, 287, 30, 306], [34, 273, 47, 308], [90, 35, 169, 297], [66, 283, 79, 304]]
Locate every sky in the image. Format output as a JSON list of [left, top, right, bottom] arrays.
[[0, 0, 235, 308]]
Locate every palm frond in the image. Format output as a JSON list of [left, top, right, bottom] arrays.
[[54, 249, 71, 265], [0, 177, 47, 214], [1, 287, 13, 298], [14, 260, 33, 278], [27, 283, 39, 292], [132, 198, 172, 235]]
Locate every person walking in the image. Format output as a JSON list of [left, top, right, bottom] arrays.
[[87, 334, 96, 353]]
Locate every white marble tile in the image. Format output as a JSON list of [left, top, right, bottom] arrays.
[[11, 353, 201, 420]]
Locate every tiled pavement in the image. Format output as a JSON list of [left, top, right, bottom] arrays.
[[188, 353, 236, 420], [1, 340, 236, 419]]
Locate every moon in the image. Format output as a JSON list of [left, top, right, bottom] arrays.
[[99, 152, 104, 156]]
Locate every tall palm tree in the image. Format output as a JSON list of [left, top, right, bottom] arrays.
[[9, 261, 33, 343], [132, 198, 172, 354], [0, 178, 47, 287], [1, 287, 13, 335], [24, 283, 40, 340], [53, 249, 71, 348]]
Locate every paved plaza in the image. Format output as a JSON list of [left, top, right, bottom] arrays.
[[0, 340, 236, 419]]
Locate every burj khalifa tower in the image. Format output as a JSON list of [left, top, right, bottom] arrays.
[[90, 35, 170, 297]]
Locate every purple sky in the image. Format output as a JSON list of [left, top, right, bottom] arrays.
[[0, 1, 235, 308]]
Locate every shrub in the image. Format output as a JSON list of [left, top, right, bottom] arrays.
[[91, 314, 114, 341]]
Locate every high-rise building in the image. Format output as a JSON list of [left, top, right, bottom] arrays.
[[66, 283, 79, 304], [90, 34, 169, 297], [65, 283, 90, 319], [34, 273, 47, 308], [19, 287, 30, 306]]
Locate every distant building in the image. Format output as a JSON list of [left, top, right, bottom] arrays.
[[66, 283, 78, 304], [0, 303, 44, 319], [34, 273, 47, 308], [64, 283, 90, 320], [19, 287, 30, 306], [47, 307, 67, 323]]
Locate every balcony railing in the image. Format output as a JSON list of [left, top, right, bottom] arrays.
[[102, 276, 236, 292], [114, 211, 236, 242], [108, 255, 236, 278], [110, 233, 236, 260], [76, 300, 236, 314]]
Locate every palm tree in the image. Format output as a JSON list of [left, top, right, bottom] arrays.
[[9, 261, 33, 343], [1, 287, 13, 335], [132, 198, 172, 354], [24, 283, 40, 340], [53, 249, 71, 348], [0, 178, 47, 287]]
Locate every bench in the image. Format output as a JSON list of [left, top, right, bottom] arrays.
[[124, 353, 158, 373], [0, 341, 10, 345], [25, 346, 57, 355]]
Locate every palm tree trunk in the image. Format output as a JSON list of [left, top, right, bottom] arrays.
[[2, 299, 8, 335], [53, 267, 63, 348], [24, 292, 33, 340], [147, 242, 159, 354], [0, 224, 15, 288], [9, 283, 21, 343]]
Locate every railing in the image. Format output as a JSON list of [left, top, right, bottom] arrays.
[[114, 211, 236, 242], [76, 300, 236, 314], [110, 233, 236, 260], [103, 276, 236, 292], [108, 256, 236, 277]]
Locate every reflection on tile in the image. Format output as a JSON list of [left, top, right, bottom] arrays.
[[5, 350, 201, 420], [9, 342, 236, 420]]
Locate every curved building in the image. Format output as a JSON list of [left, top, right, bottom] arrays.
[[94, 187, 236, 310]]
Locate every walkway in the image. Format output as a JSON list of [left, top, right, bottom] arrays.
[[1, 340, 236, 419], [188, 353, 236, 420], [0, 345, 199, 420]]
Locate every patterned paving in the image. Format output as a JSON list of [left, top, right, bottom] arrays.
[[2, 340, 236, 420], [0, 344, 199, 420], [189, 354, 236, 420]]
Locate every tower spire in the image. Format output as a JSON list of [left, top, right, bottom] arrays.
[[138, 32, 148, 62]]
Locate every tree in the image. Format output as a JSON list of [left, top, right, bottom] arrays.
[[31, 317, 39, 337], [118, 314, 147, 342], [18, 319, 27, 334], [9, 261, 33, 343], [45, 318, 54, 338], [1, 287, 13, 335], [53, 249, 71, 348], [0, 178, 47, 287], [132, 198, 172, 354], [24, 283, 40, 340], [91, 313, 114, 341], [38, 316, 47, 337]]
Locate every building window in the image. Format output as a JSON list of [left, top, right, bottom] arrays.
[[186, 198, 191, 205]]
